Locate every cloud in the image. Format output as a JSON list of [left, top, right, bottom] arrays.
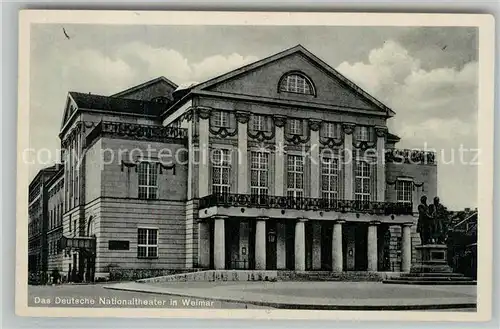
[[336, 40, 478, 209]]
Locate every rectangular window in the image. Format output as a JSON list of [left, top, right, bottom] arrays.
[[73, 219, 77, 236], [137, 228, 158, 258], [138, 162, 158, 200], [69, 214, 72, 232], [324, 122, 341, 139], [355, 126, 370, 142], [396, 179, 413, 203], [288, 119, 302, 135], [321, 157, 339, 203], [287, 155, 304, 198], [250, 152, 269, 196], [212, 149, 231, 194], [213, 111, 229, 128], [355, 160, 371, 201], [252, 115, 266, 131]]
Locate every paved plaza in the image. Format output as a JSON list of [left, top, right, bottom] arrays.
[[104, 281, 477, 310]]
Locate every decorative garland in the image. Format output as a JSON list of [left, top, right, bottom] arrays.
[[353, 140, 377, 150], [386, 178, 425, 191], [121, 160, 176, 176], [284, 133, 311, 145], [248, 129, 275, 142], [209, 126, 238, 138], [319, 137, 344, 148]]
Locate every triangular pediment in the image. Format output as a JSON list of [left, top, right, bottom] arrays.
[[194, 45, 394, 116], [60, 94, 78, 130]]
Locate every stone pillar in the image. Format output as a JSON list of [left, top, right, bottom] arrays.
[[276, 221, 287, 269], [274, 116, 286, 196], [197, 220, 210, 268], [309, 120, 321, 199], [294, 218, 307, 271], [312, 221, 322, 270], [375, 127, 387, 202], [342, 123, 355, 200], [367, 221, 380, 272], [401, 223, 412, 272], [214, 216, 227, 270], [255, 217, 267, 270], [332, 220, 345, 272], [198, 108, 211, 198], [236, 111, 249, 194]]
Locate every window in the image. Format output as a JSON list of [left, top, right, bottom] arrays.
[[252, 115, 266, 131], [73, 219, 77, 236], [288, 119, 303, 135], [355, 126, 371, 142], [213, 111, 229, 128], [279, 74, 314, 95], [138, 162, 158, 200], [212, 149, 231, 194], [397, 179, 413, 203], [287, 155, 304, 198], [108, 240, 130, 250], [137, 228, 158, 258], [69, 214, 72, 232], [322, 157, 339, 202], [250, 152, 269, 196], [323, 122, 341, 139], [355, 160, 371, 201]]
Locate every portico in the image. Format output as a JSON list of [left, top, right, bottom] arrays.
[[197, 198, 414, 272]]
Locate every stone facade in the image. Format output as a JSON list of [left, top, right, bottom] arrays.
[[28, 46, 438, 282]]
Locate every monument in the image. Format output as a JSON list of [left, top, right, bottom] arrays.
[[384, 195, 476, 285]]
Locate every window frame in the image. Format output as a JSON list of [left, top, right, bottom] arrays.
[[396, 178, 413, 203], [288, 119, 303, 135], [279, 73, 315, 96], [250, 151, 269, 196], [252, 115, 266, 132], [355, 126, 371, 142], [213, 111, 229, 128], [321, 156, 340, 202], [324, 122, 341, 139], [212, 148, 231, 195], [137, 227, 159, 259], [287, 154, 304, 198], [354, 159, 371, 202], [137, 161, 159, 200]]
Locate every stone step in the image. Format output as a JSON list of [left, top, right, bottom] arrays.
[[383, 279, 477, 285], [401, 272, 465, 278], [394, 276, 474, 281]]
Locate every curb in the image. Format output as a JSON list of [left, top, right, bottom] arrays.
[[103, 285, 476, 311]]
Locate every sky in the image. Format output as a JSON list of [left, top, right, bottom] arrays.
[[28, 24, 478, 210]]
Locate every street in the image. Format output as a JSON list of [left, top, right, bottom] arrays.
[[28, 283, 268, 309]]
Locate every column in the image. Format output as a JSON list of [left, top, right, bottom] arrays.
[[276, 221, 287, 269], [214, 216, 227, 270], [309, 120, 321, 198], [375, 127, 387, 202], [198, 108, 211, 198], [342, 123, 355, 200], [401, 223, 412, 272], [367, 221, 380, 272], [255, 217, 267, 270], [236, 111, 249, 194], [294, 218, 307, 271], [197, 220, 210, 268], [274, 116, 286, 196], [312, 221, 322, 270], [332, 220, 345, 272]]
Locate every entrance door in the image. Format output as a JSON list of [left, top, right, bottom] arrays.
[[266, 221, 277, 270], [321, 223, 332, 270]]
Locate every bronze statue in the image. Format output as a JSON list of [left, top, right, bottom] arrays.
[[428, 197, 448, 244], [417, 196, 431, 244]]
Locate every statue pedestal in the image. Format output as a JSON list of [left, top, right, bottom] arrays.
[[410, 244, 452, 273]]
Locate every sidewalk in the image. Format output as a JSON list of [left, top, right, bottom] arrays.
[[104, 281, 477, 310]]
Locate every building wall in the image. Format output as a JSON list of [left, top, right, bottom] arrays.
[[386, 162, 438, 213], [46, 173, 64, 275]]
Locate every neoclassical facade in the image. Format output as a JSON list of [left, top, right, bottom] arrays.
[[29, 45, 437, 282]]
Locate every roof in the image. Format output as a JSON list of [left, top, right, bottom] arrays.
[[387, 132, 401, 142], [110, 76, 178, 98], [189, 44, 396, 117], [69, 92, 166, 117]]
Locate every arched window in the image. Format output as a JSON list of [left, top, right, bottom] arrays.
[[279, 73, 315, 95]]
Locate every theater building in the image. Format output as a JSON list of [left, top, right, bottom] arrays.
[[29, 45, 437, 282]]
